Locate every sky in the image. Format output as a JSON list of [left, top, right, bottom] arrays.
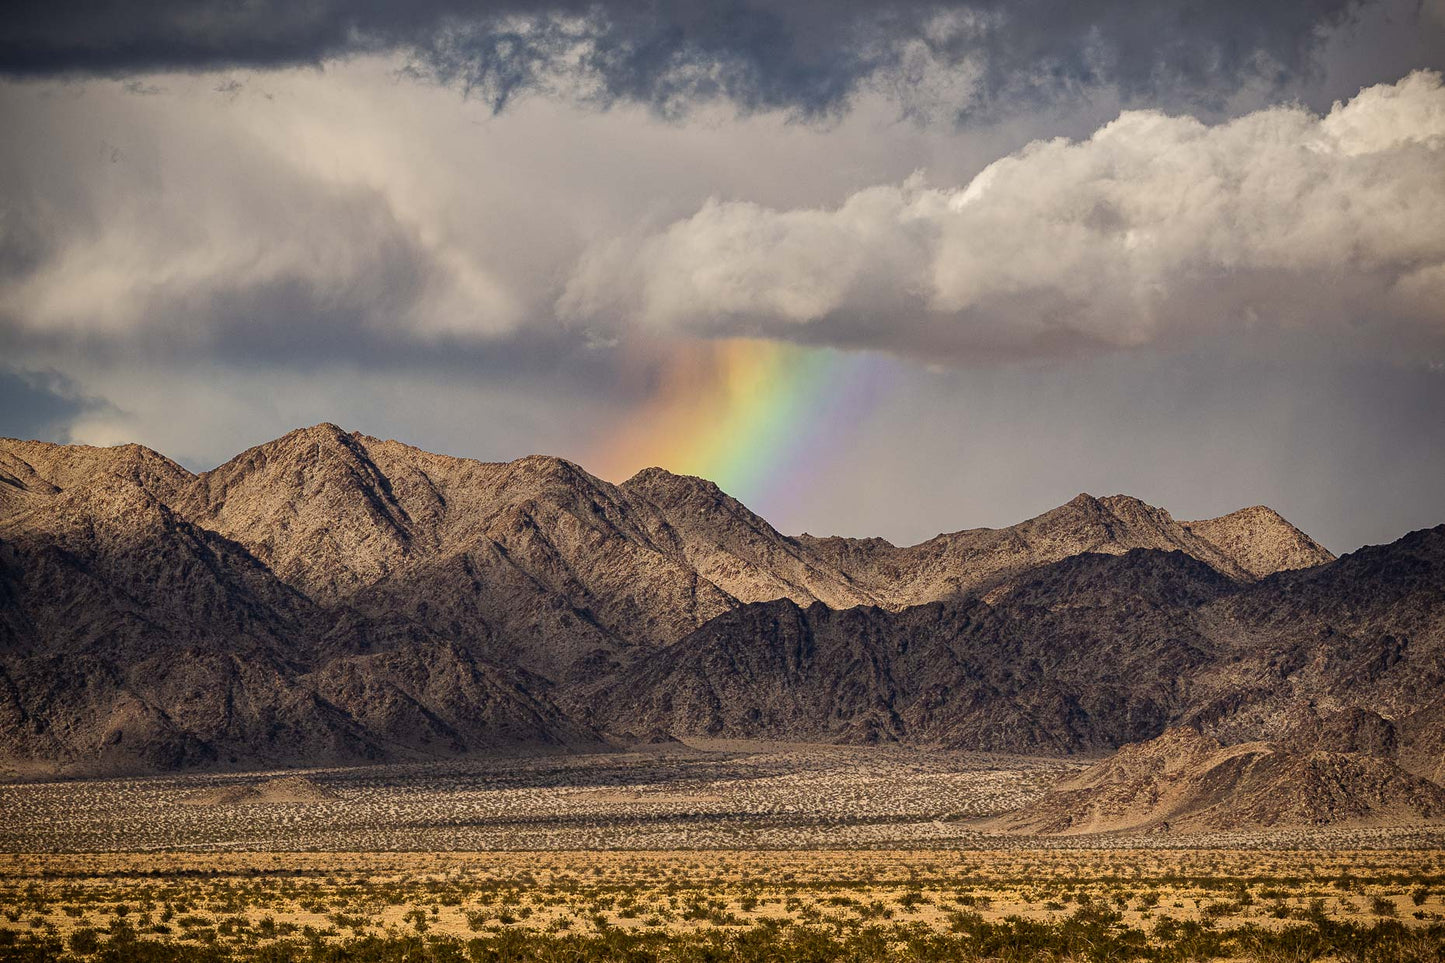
[[2, 0, 1444, 553]]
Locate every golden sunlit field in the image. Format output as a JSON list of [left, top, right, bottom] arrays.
[[3, 849, 1444, 961]]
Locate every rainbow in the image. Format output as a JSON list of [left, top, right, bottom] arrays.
[[587, 338, 893, 520]]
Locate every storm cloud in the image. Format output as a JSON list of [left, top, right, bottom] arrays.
[[0, 0, 1410, 118], [0, 366, 111, 442]]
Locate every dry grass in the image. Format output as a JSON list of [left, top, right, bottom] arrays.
[[3, 848, 1444, 944]]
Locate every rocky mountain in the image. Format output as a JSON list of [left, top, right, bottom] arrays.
[[0, 438, 190, 519], [0, 425, 1439, 807], [617, 467, 876, 610], [0, 435, 608, 773], [176, 426, 789, 678], [596, 529, 1445, 761], [1180, 523, 1445, 745]]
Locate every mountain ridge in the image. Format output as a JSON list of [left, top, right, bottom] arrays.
[[4, 426, 1433, 810]]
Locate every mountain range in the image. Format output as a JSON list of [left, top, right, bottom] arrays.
[[2, 423, 1441, 826]]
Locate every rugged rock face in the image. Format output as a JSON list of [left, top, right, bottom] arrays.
[[595, 549, 1240, 753], [618, 467, 876, 610], [0, 426, 1439, 794], [991, 727, 1445, 834], [1395, 697, 1445, 785], [177, 427, 749, 677], [597, 530, 1445, 764], [1182, 524, 1445, 745]]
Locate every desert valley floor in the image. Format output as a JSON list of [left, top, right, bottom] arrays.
[[5, 742, 1444, 854], [3, 743, 1444, 961]]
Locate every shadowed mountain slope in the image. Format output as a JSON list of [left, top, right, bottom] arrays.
[[599, 532, 1445, 759], [594, 550, 1237, 752]]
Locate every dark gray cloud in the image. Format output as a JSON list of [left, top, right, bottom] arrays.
[[0, 366, 111, 441], [0, 0, 1416, 117]]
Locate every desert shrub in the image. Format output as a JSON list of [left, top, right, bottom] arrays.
[[2, 917, 1440, 963], [67, 929, 99, 954], [1201, 900, 1241, 922]]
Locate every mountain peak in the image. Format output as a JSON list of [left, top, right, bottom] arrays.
[[291, 421, 350, 437], [1181, 504, 1334, 578], [621, 465, 733, 506], [0, 436, 191, 518], [505, 453, 591, 476], [269, 422, 364, 457], [624, 464, 715, 487], [1099, 493, 1173, 520], [178, 425, 416, 599]]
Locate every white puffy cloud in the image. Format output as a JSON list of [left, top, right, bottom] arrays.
[[560, 71, 1445, 360], [0, 57, 1019, 361]]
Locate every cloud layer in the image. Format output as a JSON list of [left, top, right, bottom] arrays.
[[0, 0, 1388, 118], [561, 71, 1445, 360], [4, 69, 1443, 371], [1, 31, 1442, 555], [0, 59, 1099, 371]]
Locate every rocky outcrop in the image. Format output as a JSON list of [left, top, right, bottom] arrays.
[[0, 438, 191, 520], [990, 727, 1445, 834]]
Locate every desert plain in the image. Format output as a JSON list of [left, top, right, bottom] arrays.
[[2, 742, 1443, 961]]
